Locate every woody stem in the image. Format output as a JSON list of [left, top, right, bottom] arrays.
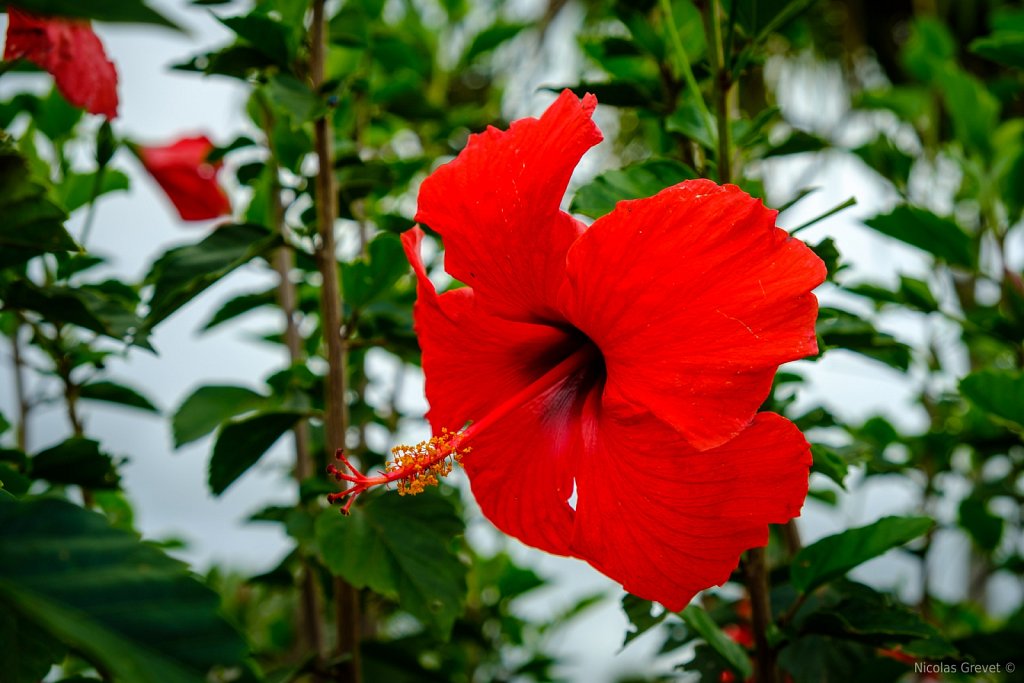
[[310, 0, 361, 681]]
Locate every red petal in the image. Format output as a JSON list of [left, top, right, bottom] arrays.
[[138, 136, 232, 221], [4, 9, 118, 118], [571, 411, 811, 611], [560, 180, 825, 450], [415, 90, 602, 323], [402, 228, 583, 553]]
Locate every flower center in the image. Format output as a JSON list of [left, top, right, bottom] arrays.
[[327, 340, 601, 513]]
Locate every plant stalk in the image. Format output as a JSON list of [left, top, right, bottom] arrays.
[[310, 1, 361, 680], [10, 316, 30, 452], [257, 91, 325, 667], [745, 547, 778, 683]]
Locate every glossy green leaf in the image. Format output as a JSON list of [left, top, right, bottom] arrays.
[[209, 411, 304, 495], [863, 206, 974, 268], [143, 223, 280, 329], [816, 307, 912, 371], [961, 369, 1024, 429], [792, 516, 933, 593], [79, 380, 159, 413], [219, 14, 293, 67], [681, 604, 753, 680], [342, 233, 409, 311], [0, 497, 248, 683], [570, 159, 698, 219], [31, 438, 119, 490], [316, 492, 468, 637], [173, 385, 269, 448]]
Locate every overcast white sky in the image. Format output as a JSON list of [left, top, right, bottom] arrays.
[[2, 1, 1021, 681]]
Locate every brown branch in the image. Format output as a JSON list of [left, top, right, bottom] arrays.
[[10, 315, 30, 452], [310, 1, 361, 681]]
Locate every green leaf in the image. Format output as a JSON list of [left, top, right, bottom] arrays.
[[462, 22, 528, 63], [816, 307, 912, 372], [173, 385, 269, 448], [143, 223, 280, 329], [55, 169, 130, 214], [219, 14, 293, 67], [970, 31, 1024, 68], [800, 582, 956, 657], [0, 606, 65, 683], [570, 159, 698, 219], [316, 492, 468, 637], [681, 604, 753, 680], [0, 141, 76, 269], [958, 496, 1004, 552], [209, 411, 304, 495], [0, 0, 182, 30], [342, 233, 409, 311], [936, 68, 1000, 158], [851, 136, 914, 190], [0, 497, 248, 683], [791, 516, 933, 593], [1, 281, 116, 339], [960, 369, 1024, 430], [811, 444, 848, 488], [79, 380, 159, 413], [621, 594, 667, 647], [31, 437, 120, 490], [267, 74, 326, 122], [862, 205, 974, 268], [201, 288, 278, 331], [34, 87, 83, 141]]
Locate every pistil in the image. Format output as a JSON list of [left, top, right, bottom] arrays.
[[327, 342, 598, 513]]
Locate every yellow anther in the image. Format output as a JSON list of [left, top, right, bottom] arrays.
[[385, 429, 464, 496]]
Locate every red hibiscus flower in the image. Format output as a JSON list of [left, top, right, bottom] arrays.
[[137, 136, 231, 222], [3, 8, 118, 119], [329, 91, 825, 610]]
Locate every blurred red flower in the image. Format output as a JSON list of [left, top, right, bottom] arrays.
[[3, 8, 118, 118], [138, 136, 231, 222], [333, 91, 825, 610]]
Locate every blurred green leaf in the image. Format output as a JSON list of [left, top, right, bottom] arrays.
[[173, 385, 268, 448], [317, 492, 468, 638], [621, 594, 667, 647], [970, 31, 1024, 69], [209, 410, 304, 495], [0, 0, 181, 30], [811, 444, 848, 488], [342, 233, 409, 311], [863, 206, 974, 268], [462, 22, 528, 63], [143, 223, 280, 329], [570, 159, 697, 219], [958, 496, 1004, 552], [201, 288, 278, 331], [31, 437, 119, 490], [267, 74, 326, 122], [0, 606, 65, 683], [0, 141, 76, 269], [960, 369, 1024, 430], [792, 516, 933, 593], [816, 307, 912, 371], [219, 14, 293, 67], [681, 604, 753, 680], [79, 380, 159, 413], [0, 497, 249, 683], [56, 169, 130, 214]]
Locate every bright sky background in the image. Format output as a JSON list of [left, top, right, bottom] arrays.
[[2, 1, 1022, 681]]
